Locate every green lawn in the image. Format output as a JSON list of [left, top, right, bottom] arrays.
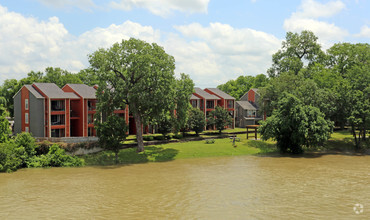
[[81, 134, 276, 166], [81, 130, 362, 166]]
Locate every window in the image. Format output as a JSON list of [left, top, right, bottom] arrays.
[[25, 127, 29, 133], [51, 129, 65, 137], [88, 127, 95, 137], [88, 100, 96, 111], [191, 100, 197, 108], [88, 114, 94, 124], [206, 100, 214, 109], [51, 115, 65, 125], [25, 113, 29, 124], [25, 99, 29, 110], [246, 110, 256, 117], [227, 100, 233, 108], [51, 100, 65, 111]]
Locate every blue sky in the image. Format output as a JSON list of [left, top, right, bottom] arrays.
[[0, 0, 369, 87]]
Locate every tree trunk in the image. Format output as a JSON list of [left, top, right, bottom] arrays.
[[115, 151, 118, 164], [352, 125, 359, 150], [133, 109, 144, 152]]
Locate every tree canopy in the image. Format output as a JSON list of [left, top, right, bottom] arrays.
[[259, 93, 333, 153], [89, 38, 180, 152]]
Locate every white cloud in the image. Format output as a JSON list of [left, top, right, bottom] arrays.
[[0, 4, 280, 87], [109, 0, 209, 17], [168, 23, 281, 87], [295, 0, 345, 18], [283, 0, 348, 46], [0, 5, 160, 83], [36, 0, 96, 10], [355, 25, 370, 38]]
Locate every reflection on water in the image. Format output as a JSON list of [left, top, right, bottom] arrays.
[[0, 155, 369, 219]]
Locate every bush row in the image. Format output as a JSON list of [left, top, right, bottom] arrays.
[[143, 133, 183, 141], [0, 133, 84, 173]]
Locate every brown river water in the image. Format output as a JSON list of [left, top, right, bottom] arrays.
[[0, 155, 369, 219]]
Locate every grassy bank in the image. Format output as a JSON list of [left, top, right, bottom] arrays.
[[81, 129, 367, 166], [82, 133, 274, 166]]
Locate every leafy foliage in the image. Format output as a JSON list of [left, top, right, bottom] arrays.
[[0, 133, 84, 172], [172, 73, 194, 133], [267, 30, 325, 77], [217, 74, 268, 100], [95, 114, 128, 164], [89, 38, 177, 152], [207, 106, 233, 133], [157, 113, 173, 137], [0, 105, 11, 143], [259, 93, 333, 154], [187, 108, 206, 135]]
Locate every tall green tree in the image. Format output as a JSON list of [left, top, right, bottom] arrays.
[[89, 38, 177, 152], [217, 74, 268, 100], [94, 82, 128, 163], [0, 105, 11, 143], [42, 67, 83, 87], [95, 115, 128, 164], [187, 108, 206, 136], [207, 106, 233, 134], [267, 30, 325, 77], [173, 73, 194, 134], [259, 93, 332, 154]]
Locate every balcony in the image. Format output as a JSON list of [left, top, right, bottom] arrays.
[[51, 115, 65, 125], [51, 100, 65, 111], [88, 100, 96, 111]]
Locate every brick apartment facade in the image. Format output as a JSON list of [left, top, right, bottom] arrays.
[[13, 83, 129, 138], [190, 87, 235, 129]]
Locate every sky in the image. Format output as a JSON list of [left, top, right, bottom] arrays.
[[0, 0, 369, 88]]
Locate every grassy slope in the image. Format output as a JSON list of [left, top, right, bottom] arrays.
[[82, 133, 275, 166], [81, 130, 360, 166]]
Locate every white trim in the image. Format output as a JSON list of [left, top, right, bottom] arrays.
[[48, 99, 51, 138], [25, 99, 29, 110]]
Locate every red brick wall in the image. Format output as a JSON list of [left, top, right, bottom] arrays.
[[20, 87, 29, 132], [248, 89, 255, 103]]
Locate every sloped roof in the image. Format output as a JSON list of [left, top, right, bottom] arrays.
[[65, 84, 97, 99], [236, 101, 257, 110], [251, 88, 259, 94], [33, 83, 79, 99], [194, 87, 220, 100], [25, 85, 44, 99], [190, 94, 200, 100], [206, 88, 235, 100]]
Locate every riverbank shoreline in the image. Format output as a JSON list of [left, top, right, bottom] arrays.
[[80, 130, 370, 166]]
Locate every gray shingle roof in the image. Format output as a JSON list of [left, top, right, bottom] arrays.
[[190, 94, 200, 100], [194, 87, 220, 100], [25, 85, 44, 99], [205, 88, 235, 100], [64, 84, 97, 99], [33, 83, 79, 99], [236, 101, 257, 110]]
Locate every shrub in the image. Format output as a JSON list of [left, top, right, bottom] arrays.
[[0, 142, 22, 172], [36, 140, 52, 155], [154, 136, 166, 141], [47, 144, 84, 167], [143, 135, 154, 141], [173, 133, 183, 139], [188, 108, 206, 135], [205, 139, 215, 144]]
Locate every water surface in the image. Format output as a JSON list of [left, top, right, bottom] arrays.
[[1, 155, 369, 219]]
